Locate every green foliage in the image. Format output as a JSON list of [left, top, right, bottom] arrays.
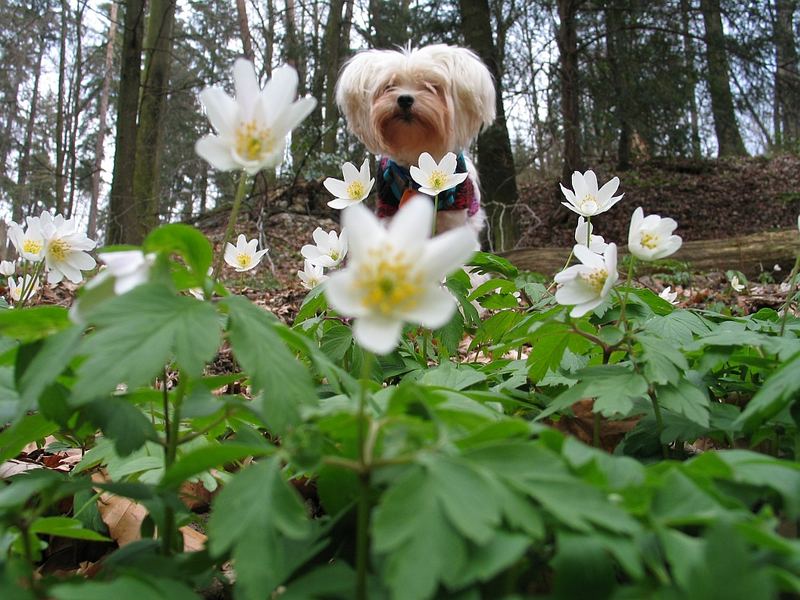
[[2, 222, 800, 600]]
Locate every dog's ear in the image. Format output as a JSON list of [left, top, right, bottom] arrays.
[[437, 46, 497, 149], [335, 50, 398, 153]]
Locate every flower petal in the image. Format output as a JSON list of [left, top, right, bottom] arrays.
[[323, 177, 349, 198], [597, 176, 620, 203], [196, 136, 238, 171], [342, 161, 360, 181], [325, 270, 367, 317], [420, 226, 479, 281], [439, 152, 457, 174], [583, 170, 599, 196], [398, 286, 456, 329], [573, 244, 604, 268], [556, 280, 597, 306], [352, 316, 403, 355], [387, 195, 433, 248], [233, 58, 260, 117], [328, 197, 358, 209], [341, 203, 384, 258], [199, 87, 237, 135], [417, 152, 437, 172]]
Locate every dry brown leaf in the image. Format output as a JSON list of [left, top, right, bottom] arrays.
[[92, 472, 207, 551], [0, 459, 42, 478]]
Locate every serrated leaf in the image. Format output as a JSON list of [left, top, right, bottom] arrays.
[[143, 223, 213, 279], [160, 442, 274, 489], [319, 324, 352, 362], [74, 284, 221, 402], [30, 516, 110, 541], [0, 306, 71, 341], [418, 361, 486, 390], [637, 333, 688, 385], [735, 350, 800, 431], [656, 380, 710, 427], [527, 322, 570, 383], [208, 457, 311, 600], [85, 397, 158, 456], [224, 296, 317, 434], [17, 326, 82, 415]]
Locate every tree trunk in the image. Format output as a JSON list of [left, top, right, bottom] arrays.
[[459, 0, 520, 252], [235, 0, 254, 60], [774, 0, 800, 149], [131, 0, 177, 243], [320, 0, 346, 153], [66, 1, 86, 220], [54, 0, 69, 214], [557, 0, 585, 184], [13, 39, 45, 223], [680, 0, 702, 158], [605, 0, 632, 170], [88, 1, 118, 240], [699, 0, 748, 157], [107, 0, 146, 245]]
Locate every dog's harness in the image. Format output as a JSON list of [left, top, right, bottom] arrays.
[[376, 154, 480, 219]]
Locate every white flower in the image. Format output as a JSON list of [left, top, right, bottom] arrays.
[[659, 286, 679, 305], [324, 159, 374, 209], [8, 274, 39, 303], [560, 170, 623, 217], [224, 234, 268, 272], [554, 244, 619, 318], [325, 196, 477, 354], [574, 217, 608, 253], [88, 250, 154, 295], [730, 276, 745, 292], [39, 212, 97, 284], [301, 228, 347, 269], [8, 217, 45, 262], [409, 152, 468, 196], [195, 59, 317, 174], [298, 260, 327, 290], [0, 261, 15, 277], [627, 207, 682, 261]]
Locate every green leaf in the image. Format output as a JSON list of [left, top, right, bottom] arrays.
[[84, 398, 159, 456], [656, 380, 710, 428], [29, 516, 110, 541], [294, 285, 328, 324], [526, 322, 570, 383], [536, 366, 648, 420], [433, 310, 464, 357], [50, 575, 198, 600], [372, 466, 466, 600], [0, 306, 71, 341], [0, 413, 58, 462], [160, 442, 274, 489], [643, 310, 710, 346], [224, 296, 317, 434], [17, 326, 82, 414], [143, 223, 213, 279], [467, 277, 517, 301], [418, 361, 486, 391], [734, 350, 800, 431], [319, 324, 352, 362], [636, 333, 688, 386], [208, 457, 311, 600], [74, 284, 221, 402], [468, 252, 519, 278]]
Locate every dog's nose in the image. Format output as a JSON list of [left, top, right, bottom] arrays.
[[397, 95, 414, 110]]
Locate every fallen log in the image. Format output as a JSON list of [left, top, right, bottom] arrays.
[[502, 228, 800, 277]]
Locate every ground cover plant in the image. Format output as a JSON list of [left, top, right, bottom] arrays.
[[2, 58, 800, 600]]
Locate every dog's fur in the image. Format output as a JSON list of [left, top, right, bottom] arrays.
[[335, 44, 496, 233]]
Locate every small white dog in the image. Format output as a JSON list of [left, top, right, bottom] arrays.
[[335, 44, 496, 234]]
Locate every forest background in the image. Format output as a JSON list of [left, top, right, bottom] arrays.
[[0, 0, 798, 255]]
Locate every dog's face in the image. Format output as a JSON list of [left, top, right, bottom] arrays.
[[336, 45, 496, 166]]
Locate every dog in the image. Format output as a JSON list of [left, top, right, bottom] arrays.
[[335, 44, 496, 235]]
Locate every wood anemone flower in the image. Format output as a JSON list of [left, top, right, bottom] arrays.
[[298, 260, 327, 290], [324, 196, 477, 355], [224, 234, 268, 273], [410, 152, 469, 196], [324, 159, 374, 209], [627, 207, 682, 261], [554, 243, 619, 318], [560, 170, 623, 218], [196, 59, 317, 174], [301, 228, 348, 268]]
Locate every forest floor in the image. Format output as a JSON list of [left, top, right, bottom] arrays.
[[189, 154, 800, 321]]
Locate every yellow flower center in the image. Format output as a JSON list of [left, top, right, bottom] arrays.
[[580, 268, 608, 294], [22, 239, 43, 255], [330, 250, 340, 261], [427, 170, 447, 191], [355, 251, 422, 316], [48, 239, 70, 261], [640, 232, 659, 250], [347, 181, 365, 200], [579, 194, 598, 213], [236, 253, 252, 269], [235, 121, 276, 162]]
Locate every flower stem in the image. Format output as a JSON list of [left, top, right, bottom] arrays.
[[649, 389, 669, 459], [779, 254, 800, 336], [356, 351, 375, 600], [617, 255, 636, 327], [18, 261, 45, 308], [162, 369, 187, 555], [213, 171, 250, 279], [432, 194, 439, 236]]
